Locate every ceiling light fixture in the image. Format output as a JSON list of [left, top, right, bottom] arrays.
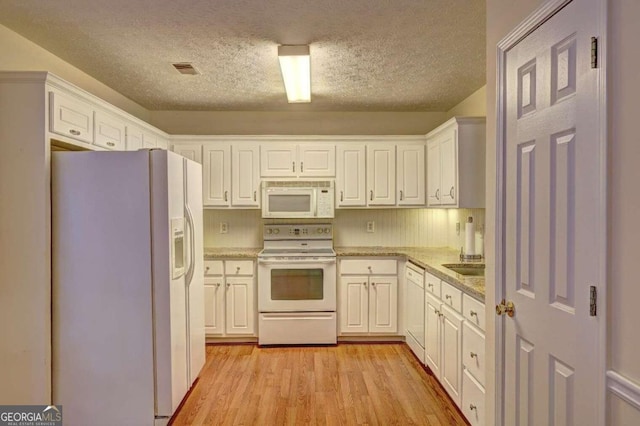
[[278, 45, 311, 103]]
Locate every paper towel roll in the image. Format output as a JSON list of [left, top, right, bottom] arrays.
[[475, 231, 484, 257], [465, 217, 475, 256]]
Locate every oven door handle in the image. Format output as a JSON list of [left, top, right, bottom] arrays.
[[258, 258, 336, 264]]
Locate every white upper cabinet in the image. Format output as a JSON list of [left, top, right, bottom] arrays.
[[336, 144, 366, 207], [156, 137, 169, 150], [125, 125, 144, 151], [142, 131, 157, 149], [426, 117, 486, 208], [203, 144, 231, 207], [94, 111, 126, 151], [261, 143, 335, 178], [231, 144, 260, 207], [367, 145, 396, 205], [49, 90, 94, 144], [397, 144, 425, 205], [172, 143, 202, 164]]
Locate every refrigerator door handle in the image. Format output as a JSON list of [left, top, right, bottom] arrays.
[[184, 203, 196, 286]]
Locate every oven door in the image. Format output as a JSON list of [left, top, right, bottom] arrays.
[[258, 258, 336, 312], [262, 188, 316, 218]]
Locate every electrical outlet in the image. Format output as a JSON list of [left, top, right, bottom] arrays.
[[367, 221, 375, 233], [220, 222, 228, 234], [456, 222, 461, 235]]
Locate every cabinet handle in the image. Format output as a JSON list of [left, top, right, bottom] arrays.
[[236, 266, 241, 273], [371, 282, 376, 287], [216, 283, 220, 287], [370, 190, 373, 201], [434, 309, 440, 316], [205, 266, 210, 273], [363, 282, 367, 287], [449, 186, 455, 199], [340, 191, 344, 202], [469, 404, 477, 411], [400, 190, 403, 201], [301, 162, 304, 173], [292, 162, 295, 172], [470, 310, 478, 317], [224, 191, 228, 202], [69, 129, 81, 136], [435, 189, 440, 200], [106, 141, 115, 147], [226, 283, 230, 288], [254, 190, 257, 201], [368, 266, 372, 272], [470, 352, 478, 359], [445, 294, 452, 300], [428, 283, 434, 288]]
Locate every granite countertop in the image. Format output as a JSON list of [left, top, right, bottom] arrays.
[[335, 247, 485, 301], [204, 247, 261, 260]]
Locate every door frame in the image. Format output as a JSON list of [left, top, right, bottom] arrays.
[[493, 0, 608, 424]]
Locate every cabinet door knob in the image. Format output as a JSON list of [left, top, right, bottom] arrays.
[[445, 294, 452, 300], [363, 282, 367, 287], [236, 266, 241, 273], [428, 283, 434, 288], [226, 283, 230, 288], [106, 141, 115, 147], [205, 266, 210, 272], [216, 282, 220, 287], [371, 282, 376, 287], [469, 404, 477, 411], [470, 352, 478, 359], [69, 129, 81, 136], [470, 310, 477, 317]]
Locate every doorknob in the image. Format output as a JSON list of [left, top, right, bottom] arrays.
[[496, 299, 515, 317]]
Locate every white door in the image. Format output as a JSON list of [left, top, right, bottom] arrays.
[[203, 145, 230, 206], [439, 131, 457, 205], [336, 144, 366, 207], [367, 145, 396, 205], [426, 140, 441, 206], [232, 144, 260, 207], [298, 144, 336, 177], [225, 276, 255, 335], [173, 143, 202, 164], [425, 292, 442, 378], [260, 144, 297, 177], [368, 276, 398, 333], [397, 144, 425, 205], [502, 0, 604, 424], [204, 278, 224, 335], [184, 158, 205, 385], [339, 276, 369, 333]]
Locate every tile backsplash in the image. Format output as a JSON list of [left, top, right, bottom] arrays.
[[204, 208, 485, 251]]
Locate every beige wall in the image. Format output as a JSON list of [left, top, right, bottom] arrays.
[[487, 0, 640, 424], [0, 24, 149, 121], [446, 85, 487, 119]]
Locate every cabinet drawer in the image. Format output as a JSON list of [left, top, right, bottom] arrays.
[[462, 368, 485, 426], [225, 260, 254, 276], [405, 264, 424, 288], [441, 281, 462, 312], [463, 294, 485, 331], [204, 260, 224, 276], [462, 321, 485, 386], [340, 259, 397, 275], [424, 272, 441, 298], [50, 91, 94, 144], [94, 111, 126, 150]]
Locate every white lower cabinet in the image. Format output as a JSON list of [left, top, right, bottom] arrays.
[[203, 260, 255, 337], [462, 368, 485, 426], [339, 259, 398, 335], [461, 294, 486, 426], [424, 273, 464, 407]]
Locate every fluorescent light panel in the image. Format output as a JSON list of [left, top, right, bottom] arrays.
[[278, 45, 311, 103]]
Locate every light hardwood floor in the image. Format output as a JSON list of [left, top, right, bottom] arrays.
[[171, 343, 468, 425]]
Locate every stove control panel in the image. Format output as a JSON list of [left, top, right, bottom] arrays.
[[263, 224, 333, 240]]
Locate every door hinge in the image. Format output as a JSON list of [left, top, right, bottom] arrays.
[[591, 37, 598, 69], [590, 286, 597, 316]]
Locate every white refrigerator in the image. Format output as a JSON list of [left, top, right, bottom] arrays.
[[51, 150, 205, 426]]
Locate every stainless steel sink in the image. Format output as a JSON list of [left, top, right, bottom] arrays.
[[442, 264, 485, 277]]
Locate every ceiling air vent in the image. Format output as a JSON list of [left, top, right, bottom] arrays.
[[172, 62, 200, 75]]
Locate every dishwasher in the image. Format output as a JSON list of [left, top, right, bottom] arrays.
[[405, 262, 426, 363]]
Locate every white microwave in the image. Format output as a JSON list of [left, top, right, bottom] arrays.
[[262, 181, 335, 219]]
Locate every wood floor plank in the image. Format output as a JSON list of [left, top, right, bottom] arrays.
[[170, 343, 468, 426]]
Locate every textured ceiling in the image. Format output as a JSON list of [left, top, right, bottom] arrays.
[[0, 0, 486, 112]]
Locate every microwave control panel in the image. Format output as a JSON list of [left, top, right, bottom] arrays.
[[316, 188, 334, 218]]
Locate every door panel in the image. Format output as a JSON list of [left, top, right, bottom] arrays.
[[225, 277, 255, 335], [299, 144, 335, 177], [503, 1, 602, 424], [440, 132, 457, 205], [368, 276, 398, 333], [232, 144, 260, 207], [336, 144, 366, 207], [367, 146, 396, 205], [339, 276, 368, 333], [203, 145, 230, 206], [397, 144, 425, 205]]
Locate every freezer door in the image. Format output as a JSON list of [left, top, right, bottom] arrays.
[[184, 157, 206, 385], [151, 150, 188, 418]]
